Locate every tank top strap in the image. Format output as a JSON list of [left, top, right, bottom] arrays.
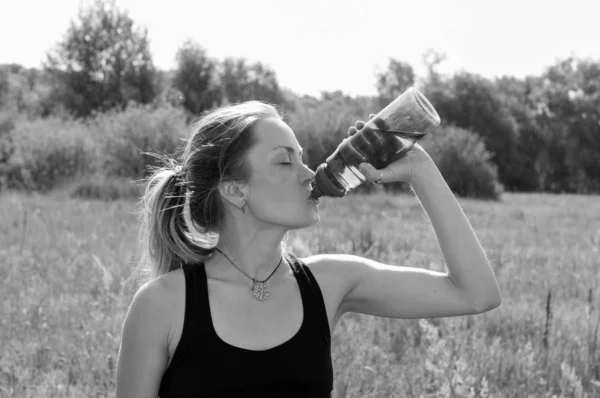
[[189, 262, 215, 337], [167, 262, 211, 366], [285, 252, 331, 339]]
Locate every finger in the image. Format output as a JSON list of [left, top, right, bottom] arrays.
[[347, 126, 358, 136], [371, 115, 389, 130], [364, 114, 389, 131], [355, 120, 365, 130], [358, 163, 382, 183]]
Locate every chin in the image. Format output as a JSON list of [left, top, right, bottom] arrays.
[[305, 213, 320, 227], [283, 213, 320, 230], [255, 203, 320, 228]]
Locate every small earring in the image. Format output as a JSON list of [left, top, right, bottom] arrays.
[[240, 201, 246, 214]]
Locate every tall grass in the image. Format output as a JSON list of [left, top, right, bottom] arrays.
[[1, 190, 599, 397]]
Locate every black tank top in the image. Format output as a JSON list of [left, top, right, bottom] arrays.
[[158, 252, 333, 397]]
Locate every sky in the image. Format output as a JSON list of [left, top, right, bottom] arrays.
[[1, 0, 600, 97]]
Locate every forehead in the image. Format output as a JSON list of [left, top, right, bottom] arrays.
[[251, 118, 300, 151]]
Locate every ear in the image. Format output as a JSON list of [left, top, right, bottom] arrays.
[[218, 180, 248, 209]]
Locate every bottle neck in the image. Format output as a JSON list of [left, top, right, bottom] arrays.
[[311, 163, 348, 198]]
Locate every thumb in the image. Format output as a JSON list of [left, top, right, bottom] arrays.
[[359, 163, 382, 183]]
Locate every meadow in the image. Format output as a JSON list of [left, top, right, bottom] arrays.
[[1, 187, 599, 397]]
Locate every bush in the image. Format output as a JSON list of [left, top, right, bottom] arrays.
[[0, 112, 15, 136], [421, 125, 503, 200], [0, 112, 16, 190], [0, 103, 190, 193], [288, 94, 374, 171], [3, 116, 97, 192], [288, 94, 383, 195], [90, 103, 188, 179]]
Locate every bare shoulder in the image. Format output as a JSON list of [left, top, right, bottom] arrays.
[[135, 268, 184, 303], [117, 269, 185, 396], [127, 268, 185, 332]]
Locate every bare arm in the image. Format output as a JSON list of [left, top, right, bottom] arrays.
[[409, 156, 502, 310], [336, 139, 501, 318], [116, 279, 172, 397]]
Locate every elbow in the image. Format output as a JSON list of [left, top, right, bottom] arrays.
[[479, 297, 502, 313], [472, 292, 502, 314]]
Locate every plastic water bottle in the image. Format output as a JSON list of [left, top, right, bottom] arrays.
[[309, 87, 441, 199]]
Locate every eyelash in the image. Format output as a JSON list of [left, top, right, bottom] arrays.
[[281, 159, 304, 166]]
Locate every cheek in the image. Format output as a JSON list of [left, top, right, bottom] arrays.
[[251, 167, 294, 196], [254, 183, 297, 207], [248, 173, 311, 217]]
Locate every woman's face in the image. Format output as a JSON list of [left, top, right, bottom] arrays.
[[242, 117, 320, 230]]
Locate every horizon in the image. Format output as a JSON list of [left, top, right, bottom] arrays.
[[2, 0, 600, 97]]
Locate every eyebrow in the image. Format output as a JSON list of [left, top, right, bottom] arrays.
[[272, 145, 304, 156]]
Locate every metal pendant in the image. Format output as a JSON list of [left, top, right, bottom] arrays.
[[252, 280, 270, 301]]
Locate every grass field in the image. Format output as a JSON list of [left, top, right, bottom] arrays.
[[1, 188, 599, 397]]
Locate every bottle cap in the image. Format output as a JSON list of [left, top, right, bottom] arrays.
[[310, 163, 346, 199]]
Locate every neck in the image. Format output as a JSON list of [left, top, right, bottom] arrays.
[[210, 221, 287, 282]]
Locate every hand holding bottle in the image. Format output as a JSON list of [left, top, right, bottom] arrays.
[[309, 87, 441, 199], [348, 114, 438, 186]]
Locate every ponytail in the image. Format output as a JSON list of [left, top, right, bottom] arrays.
[[136, 165, 213, 281]]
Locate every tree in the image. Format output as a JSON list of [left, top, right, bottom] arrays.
[[0, 69, 8, 109], [423, 72, 520, 189], [421, 49, 447, 86], [219, 57, 286, 106], [494, 75, 545, 191], [172, 39, 222, 115], [45, 0, 156, 117], [375, 58, 415, 108], [533, 57, 600, 192]]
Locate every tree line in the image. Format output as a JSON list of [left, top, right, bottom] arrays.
[[1, 0, 599, 194]]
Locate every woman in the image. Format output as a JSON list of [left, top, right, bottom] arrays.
[[116, 101, 501, 397]]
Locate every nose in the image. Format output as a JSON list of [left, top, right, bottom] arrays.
[[301, 163, 316, 186]]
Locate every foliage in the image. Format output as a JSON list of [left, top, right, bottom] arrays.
[[2, 117, 97, 192], [0, 112, 16, 191], [287, 91, 373, 169], [172, 39, 222, 115], [219, 57, 288, 108], [90, 102, 189, 179], [44, 0, 157, 117], [375, 58, 415, 109], [421, 125, 503, 200], [0, 102, 188, 193], [422, 72, 520, 190], [0, 67, 9, 108], [0, 64, 55, 117], [0, 111, 16, 138], [414, 53, 600, 194], [532, 57, 600, 193], [3, 6, 600, 195], [420, 49, 447, 86], [494, 75, 546, 191], [283, 94, 377, 196]]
